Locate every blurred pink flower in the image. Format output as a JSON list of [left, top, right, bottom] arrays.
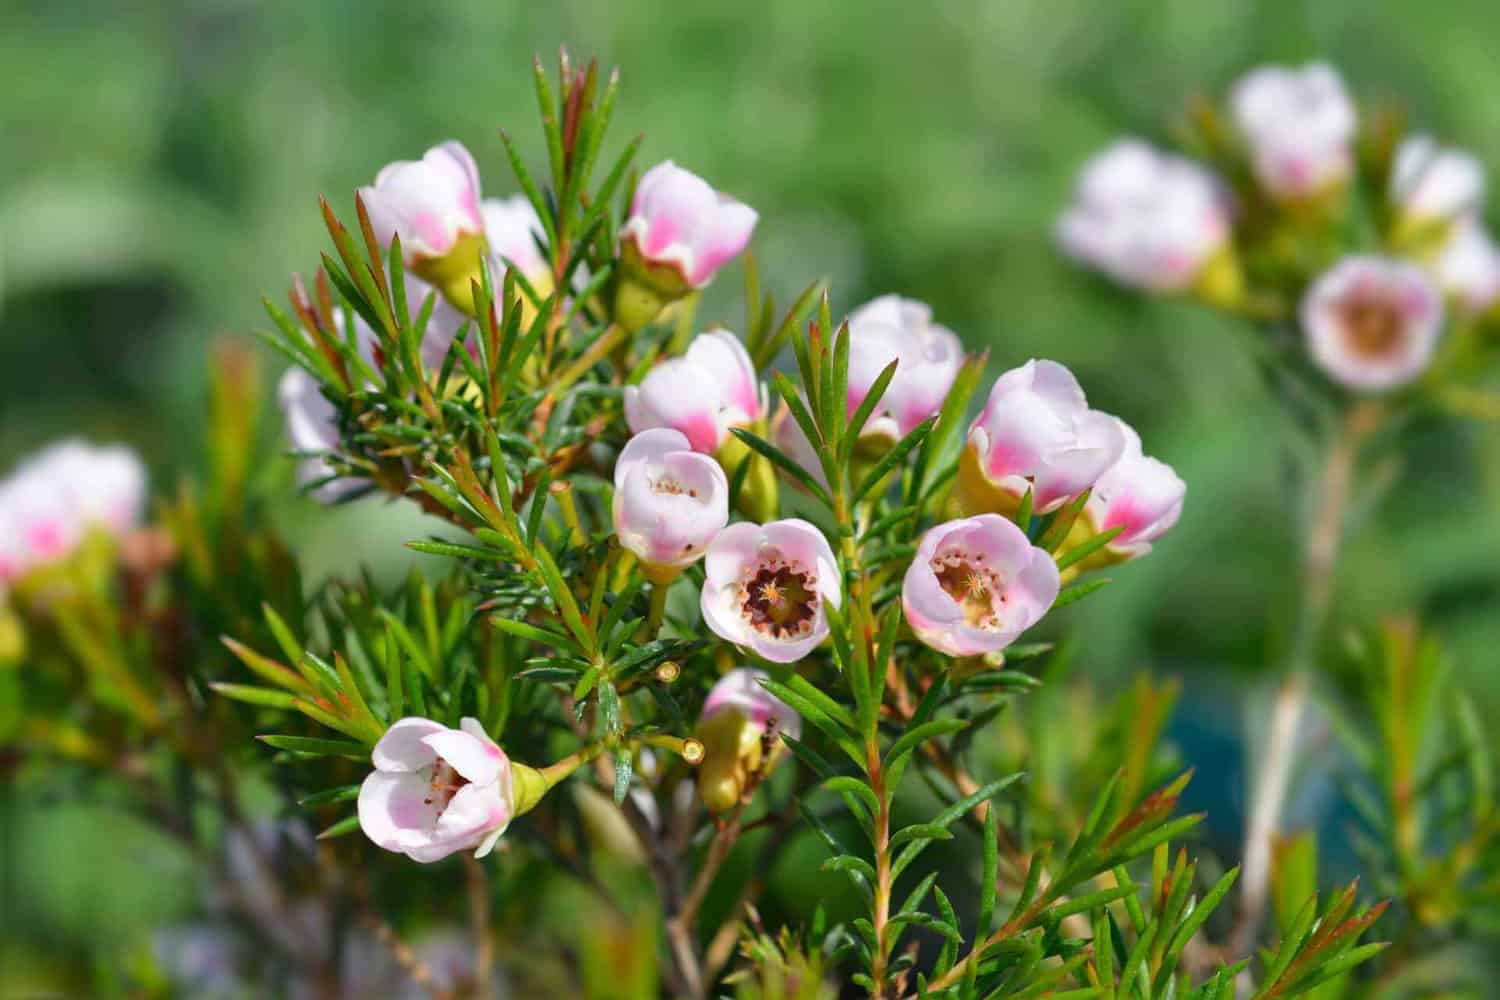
[[1301, 256, 1443, 392], [1084, 417, 1186, 560], [1231, 63, 1356, 200], [1391, 135, 1485, 226], [700, 668, 802, 742], [845, 295, 964, 442]]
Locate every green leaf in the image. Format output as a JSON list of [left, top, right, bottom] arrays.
[[210, 683, 297, 710], [730, 426, 833, 509], [257, 735, 369, 759]]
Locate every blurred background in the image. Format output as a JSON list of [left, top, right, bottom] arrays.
[[4, 0, 1500, 992]]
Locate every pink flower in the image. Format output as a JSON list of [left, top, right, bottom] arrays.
[[480, 194, 547, 281], [700, 668, 803, 742], [961, 360, 1125, 515], [1230, 63, 1356, 200], [1436, 217, 1500, 316], [1057, 140, 1230, 292], [1391, 135, 1485, 227], [701, 519, 841, 664], [902, 515, 1059, 657], [612, 429, 729, 572], [0, 439, 146, 583], [845, 295, 964, 442], [360, 141, 484, 262], [620, 161, 758, 290], [1301, 256, 1444, 392], [277, 369, 366, 503], [357, 717, 514, 863], [624, 329, 766, 453], [1084, 418, 1185, 560]]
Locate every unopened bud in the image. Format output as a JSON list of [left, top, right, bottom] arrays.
[[654, 661, 680, 684]]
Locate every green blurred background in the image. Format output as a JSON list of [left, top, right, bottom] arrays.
[[4, 0, 1500, 989]]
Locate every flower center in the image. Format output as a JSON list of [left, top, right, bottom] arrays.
[[740, 560, 818, 638], [932, 552, 1005, 630], [1337, 294, 1405, 359], [651, 476, 699, 499], [422, 761, 468, 811]]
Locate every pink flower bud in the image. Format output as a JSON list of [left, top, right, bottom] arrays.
[[360, 141, 484, 262], [846, 295, 964, 442], [902, 515, 1059, 657], [619, 161, 758, 291], [1084, 418, 1185, 560], [700, 668, 803, 742], [1437, 218, 1500, 315], [960, 360, 1125, 515], [701, 519, 841, 664], [1301, 256, 1443, 392], [0, 439, 146, 583], [1230, 63, 1356, 200], [358, 717, 515, 863], [1057, 140, 1230, 292], [625, 329, 766, 453], [612, 429, 729, 572], [1391, 135, 1485, 227]]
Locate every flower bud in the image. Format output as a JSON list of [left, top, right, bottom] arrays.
[[957, 360, 1125, 517], [358, 717, 516, 863], [1301, 256, 1443, 392], [1076, 417, 1185, 564], [1390, 135, 1485, 241], [1230, 63, 1356, 202], [626, 329, 765, 453], [901, 515, 1059, 657], [846, 295, 964, 444], [1057, 140, 1233, 295], [615, 161, 757, 329], [1435, 217, 1500, 317], [701, 520, 840, 664], [360, 141, 486, 310], [612, 428, 729, 579], [0, 440, 146, 587], [694, 669, 801, 813]]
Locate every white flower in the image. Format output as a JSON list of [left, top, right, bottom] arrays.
[[1435, 217, 1500, 315], [357, 717, 515, 863], [845, 295, 964, 442], [1301, 256, 1444, 392], [620, 161, 758, 289], [360, 141, 484, 262], [700, 519, 841, 664], [1057, 140, 1230, 292], [1391, 135, 1485, 225], [1230, 63, 1357, 200], [612, 429, 729, 572], [624, 329, 766, 453]]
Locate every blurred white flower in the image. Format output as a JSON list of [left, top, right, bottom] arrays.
[[1231, 63, 1356, 200], [1391, 134, 1485, 226], [1057, 140, 1231, 292], [1302, 256, 1444, 391], [1435, 216, 1500, 315]]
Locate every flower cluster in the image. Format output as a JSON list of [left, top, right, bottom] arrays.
[[1060, 61, 1500, 395]]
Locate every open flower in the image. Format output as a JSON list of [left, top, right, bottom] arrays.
[[358, 717, 514, 863], [612, 429, 729, 575], [625, 329, 766, 454], [902, 515, 1059, 657], [845, 295, 964, 443], [1082, 418, 1186, 561], [1230, 63, 1356, 200], [695, 668, 802, 813], [1057, 140, 1231, 293], [361, 141, 484, 263], [1301, 256, 1444, 392], [0, 439, 146, 584], [1391, 135, 1485, 229], [620, 161, 757, 292], [1435, 217, 1500, 316], [958, 360, 1125, 516], [701, 520, 840, 663]]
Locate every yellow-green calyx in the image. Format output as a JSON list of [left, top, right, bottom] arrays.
[[510, 743, 605, 818], [410, 232, 488, 316], [695, 708, 774, 814], [717, 431, 779, 523], [0, 604, 25, 667], [952, 442, 1022, 520], [1192, 244, 1247, 312], [613, 237, 694, 333]]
